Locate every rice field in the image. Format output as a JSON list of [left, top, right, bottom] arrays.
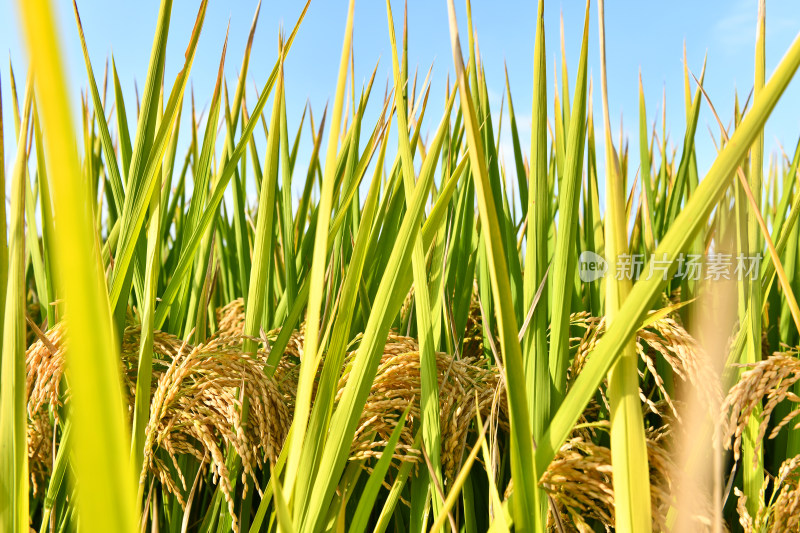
[[3, 0, 800, 531]]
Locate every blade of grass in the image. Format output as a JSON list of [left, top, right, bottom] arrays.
[[660, 57, 706, 239], [0, 72, 32, 533], [597, 1, 653, 530], [24, 138, 49, 324], [17, 1, 139, 531], [33, 107, 58, 328], [475, 402, 509, 532], [243, 49, 283, 354], [743, 2, 766, 515], [72, 0, 125, 222], [547, 0, 590, 412], [521, 1, 551, 525], [639, 72, 656, 254], [39, 421, 71, 530], [524, 0, 550, 439], [504, 64, 528, 213], [130, 165, 162, 491], [0, 76, 7, 349], [445, 1, 538, 528], [112, 57, 133, 180], [272, 469, 296, 533], [279, 82, 297, 314], [349, 403, 412, 533], [386, 0, 444, 515], [283, 0, 354, 512]]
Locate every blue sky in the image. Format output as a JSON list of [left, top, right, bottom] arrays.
[[2, 0, 799, 209]]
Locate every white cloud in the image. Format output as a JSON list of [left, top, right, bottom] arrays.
[[713, 0, 797, 52]]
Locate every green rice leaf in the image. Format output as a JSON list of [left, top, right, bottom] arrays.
[[18, 1, 139, 530], [597, 1, 652, 530], [445, 1, 538, 528], [0, 72, 32, 533]]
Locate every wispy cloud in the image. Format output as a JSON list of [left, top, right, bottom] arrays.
[[713, 0, 797, 52]]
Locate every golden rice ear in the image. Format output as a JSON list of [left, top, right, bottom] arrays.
[[141, 335, 291, 528], [26, 322, 67, 427], [399, 287, 415, 328], [730, 453, 800, 532], [25, 321, 68, 493], [566, 311, 722, 421], [27, 411, 53, 496], [734, 487, 756, 533], [25, 321, 185, 493], [638, 316, 724, 418], [25, 320, 292, 523], [765, 454, 800, 530], [721, 350, 800, 465], [215, 297, 246, 339], [506, 428, 715, 532], [461, 294, 488, 360], [338, 332, 506, 486]]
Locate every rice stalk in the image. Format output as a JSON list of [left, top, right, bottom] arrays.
[[17, 1, 139, 530], [0, 72, 32, 533]]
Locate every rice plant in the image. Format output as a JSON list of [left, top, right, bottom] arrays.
[[4, 0, 800, 531]]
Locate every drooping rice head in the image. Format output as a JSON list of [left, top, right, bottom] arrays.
[[547, 311, 723, 530], [140, 334, 290, 526], [720, 348, 800, 466], [734, 454, 800, 532], [501, 427, 704, 532], [25, 321, 292, 517], [461, 296, 486, 360], [340, 334, 506, 485], [568, 311, 723, 422], [214, 299, 505, 486], [215, 298, 247, 340]]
